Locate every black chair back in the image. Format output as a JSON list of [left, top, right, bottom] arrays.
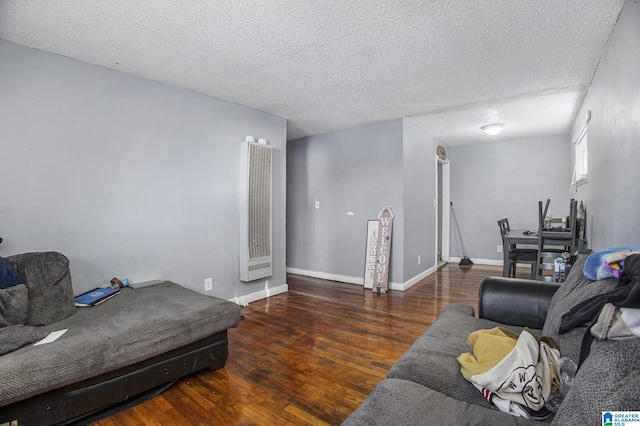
[[497, 218, 510, 237]]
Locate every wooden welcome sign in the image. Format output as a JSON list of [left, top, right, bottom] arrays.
[[363, 220, 379, 289], [373, 207, 394, 294]]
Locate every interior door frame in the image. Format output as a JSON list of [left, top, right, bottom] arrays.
[[436, 156, 451, 263]]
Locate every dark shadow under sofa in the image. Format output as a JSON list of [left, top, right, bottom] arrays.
[[0, 252, 241, 425], [343, 255, 640, 425]]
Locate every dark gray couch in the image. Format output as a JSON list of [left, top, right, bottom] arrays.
[[0, 251, 241, 425], [343, 257, 640, 425]]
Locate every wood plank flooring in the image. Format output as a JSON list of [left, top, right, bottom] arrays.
[[94, 263, 514, 425]]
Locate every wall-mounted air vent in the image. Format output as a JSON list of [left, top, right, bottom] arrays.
[[239, 140, 273, 282]]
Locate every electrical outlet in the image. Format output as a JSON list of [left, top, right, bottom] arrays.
[[204, 278, 213, 291], [418, 255, 422, 264], [497, 245, 502, 253], [315, 201, 320, 209]]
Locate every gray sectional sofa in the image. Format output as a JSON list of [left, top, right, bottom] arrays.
[[343, 255, 640, 425], [0, 251, 241, 425]]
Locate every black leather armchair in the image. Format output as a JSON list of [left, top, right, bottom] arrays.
[[478, 277, 561, 329]]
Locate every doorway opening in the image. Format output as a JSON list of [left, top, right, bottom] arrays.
[[436, 156, 450, 269]]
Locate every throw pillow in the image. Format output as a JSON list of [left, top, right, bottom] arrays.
[[0, 284, 29, 327], [6, 252, 76, 326], [0, 324, 49, 356], [0, 256, 24, 289]]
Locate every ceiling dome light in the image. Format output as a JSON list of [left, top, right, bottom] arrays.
[[481, 123, 505, 136]]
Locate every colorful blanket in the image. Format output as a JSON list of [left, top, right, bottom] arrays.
[[583, 247, 640, 280]]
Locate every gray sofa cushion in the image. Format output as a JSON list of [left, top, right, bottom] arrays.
[[541, 256, 618, 362], [386, 303, 540, 413], [552, 337, 640, 425], [0, 284, 29, 327], [0, 325, 49, 356], [0, 281, 51, 356], [342, 378, 540, 426], [6, 252, 76, 326], [0, 281, 241, 407]]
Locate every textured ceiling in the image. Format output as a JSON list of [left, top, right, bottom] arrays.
[[0, 0, 624, 145]]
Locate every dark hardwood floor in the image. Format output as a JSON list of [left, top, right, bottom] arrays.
[[94, 263, 517, 425]]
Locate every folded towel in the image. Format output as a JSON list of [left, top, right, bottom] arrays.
[[591, 304, 640, 340]]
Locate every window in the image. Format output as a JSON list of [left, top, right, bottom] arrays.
[[572, 111, 590, 187]]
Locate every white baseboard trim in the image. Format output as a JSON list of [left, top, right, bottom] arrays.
[[228, 283, 288, 306], [229, 258, 506, 307], [397, 265, 439, 291], [449, 257, 503, 266], [286, 267, 364, 285], [286, 266, 439, 292]]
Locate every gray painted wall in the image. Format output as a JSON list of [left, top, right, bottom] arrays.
[[286, 119, 443, 285], [287, 120, 405, 284], [0, 40, 287, 299], [569, 0, 640, 250], [402, 120, 442, 280], [450, 136, 571, 261]]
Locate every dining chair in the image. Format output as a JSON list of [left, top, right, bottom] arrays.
[[497, 218, 537, 279], [535, 200, 576, 281], [569, 198, 578, 250]]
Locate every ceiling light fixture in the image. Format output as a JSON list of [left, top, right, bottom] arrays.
[[481, 123, 505, 136]]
